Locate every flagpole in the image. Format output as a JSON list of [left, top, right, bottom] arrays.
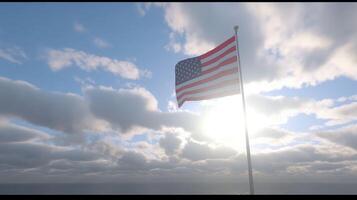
[[234, 25, 255, 195]]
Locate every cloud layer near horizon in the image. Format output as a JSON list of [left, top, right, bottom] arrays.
[[0, 75, 356, 184]]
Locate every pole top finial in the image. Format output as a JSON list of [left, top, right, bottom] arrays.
[[234, 25, 239, 33]]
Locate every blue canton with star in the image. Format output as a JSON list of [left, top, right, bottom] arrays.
[[175, 57, 202, 85]]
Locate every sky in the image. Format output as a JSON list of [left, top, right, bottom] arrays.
[[0, 2, 356, 194]]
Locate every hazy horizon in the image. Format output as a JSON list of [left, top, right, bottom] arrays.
[[0, 182, 356, 194]]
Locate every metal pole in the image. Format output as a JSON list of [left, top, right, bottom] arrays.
[[234, 25, 254, 195]]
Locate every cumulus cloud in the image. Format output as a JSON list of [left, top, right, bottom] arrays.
[[251, 143, 357, 182], [159, 132, 183, 155], [317, 102, 357, 127], [245, 94, 357, 129], [0, 76, 202, 139], [45, 48, 144, 80], [0, 77, 100, 134], [252, 127, 298, 148], [153, 3, 357, 92], [0, 141, 103, 170], [0, 121, 50, 143], [0, 120, 355, 185], [316, 124, 357, 150], [1, 74, 354, 143], [84, 85, 206, 140], [181, 140, 237, 161], [0, 75, 356, 185]]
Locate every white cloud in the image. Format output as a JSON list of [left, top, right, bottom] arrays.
[[153, 3, 357, 93], [139, 69, 152, 79], [247, 94, 357, 129], [45, 48, 145, 80], [136, 3, 162, 16], [314, 101, 357, 127], [0, 76, 201, 139], [93, 37, 111, 49], [136, 3, 151, 16], [83, 85, 204, 138], [337, 95, 357, 103], [0, 47, 27, 64], [0, 76, 107, 135], [74, 76, 96, 87], [0, 121, 51, 143], [164, 32, 182, 53], [73, 22, 86, 33], [167, 100, 179, 112], [316, 124, 357, 150], [0, 76, 356, 186]]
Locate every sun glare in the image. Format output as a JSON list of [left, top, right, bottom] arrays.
[[201, 95, 270, 151]]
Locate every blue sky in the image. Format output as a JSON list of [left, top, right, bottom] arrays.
[[0, 3, 356, 193], [0, 3, 177, 108]]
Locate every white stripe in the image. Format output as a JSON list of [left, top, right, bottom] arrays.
[[176, 72, 239, 98], [178, 84, 240, 105], [176, 61, 238, 90], [200, 41, 236, 64], [177, 78, 239, 104], [201, 52, 237, 72]]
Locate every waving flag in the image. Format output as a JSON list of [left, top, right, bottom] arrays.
[[175, 35, 240, 107]]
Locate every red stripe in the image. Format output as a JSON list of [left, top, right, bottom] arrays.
[[179, 88, 239, 105], [198, 36, 236, 60], [201, 45, 237, 67], [177, 78, 239, 100], [201, 56, 237, 76], [176, 68, 238, 93]]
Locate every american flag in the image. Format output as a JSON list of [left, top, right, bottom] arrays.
[[175, 35, 240, 107]]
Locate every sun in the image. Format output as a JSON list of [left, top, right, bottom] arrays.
[[201, 95, 269, 151]]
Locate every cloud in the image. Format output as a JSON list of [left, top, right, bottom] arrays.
[[252, 127, 297, 148], [180, 140, 237, 161], [3, 73, 355, 147], [164, 32, 182, 53], [159, 131, 183, 155], [0, 76, 100, 134], [0, 47, 27, 64], [0, 141, 103, 170], [0, 121, 50, 143], [93, 37, 111, 49], [84, 85, 205, 137], [0, 76, 356, 184], [316, 124, 357, 150], [45, 48, 145, 80], [74, 76, 96, 87], [245, 94, 333, 125], [245, 94, 357, 129], [84, 86, 160, 134], [136, 3, 154, 16], [0, 76, 203, 145], [0, 118, 356, 185], [0, 76, 201, 139], [254, 127, 291, 140], [73, 22, 86, 33], [250, 141, 357, 180], [153, 3, 357, 92]]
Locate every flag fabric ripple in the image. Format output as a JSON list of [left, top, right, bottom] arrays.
[[175, 35, 240, 107]]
